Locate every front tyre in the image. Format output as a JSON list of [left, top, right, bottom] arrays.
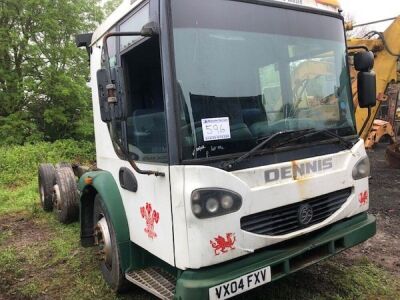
[[93, 194, 130, 292]]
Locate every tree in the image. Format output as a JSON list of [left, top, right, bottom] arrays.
[[0, 0, 117, 145], [103, 0, 123, 17], [344, 13, 371, 38]]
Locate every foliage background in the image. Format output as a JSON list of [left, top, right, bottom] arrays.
[[0, 0, 122, 146]]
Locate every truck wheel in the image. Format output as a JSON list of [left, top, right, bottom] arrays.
[[54, 167, 79, 224], [38, 164, 56, 211], [93, 194, 130, 292]]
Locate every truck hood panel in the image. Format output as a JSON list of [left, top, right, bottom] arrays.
[[170, 140, 369, 269]]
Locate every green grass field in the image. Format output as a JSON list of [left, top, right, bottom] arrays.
[[0, 141, 399, 299]]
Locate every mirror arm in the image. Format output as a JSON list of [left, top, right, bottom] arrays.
[[127, 159, 165, 177], [102, 31, 143, 76], [103, 31, 143, 47], [102, 25, 156, 70], [358, 106, 372, 136], [114, 138, 165, 177], [102, 30, 155, 101]]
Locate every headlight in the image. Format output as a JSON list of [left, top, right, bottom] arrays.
[[206, 198, 219, 213], [192, 204, 202, 215], [221, 195, 234, 209], [191, 189, 242, 219], [352, 156, 370, 180]]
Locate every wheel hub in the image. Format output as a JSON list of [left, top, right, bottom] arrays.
[[94, 217, 112, 267], [40, 185, 45, 205], [53, 184, 61, 211]]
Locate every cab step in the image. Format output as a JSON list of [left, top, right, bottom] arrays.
[[125, 267, 176, 300]]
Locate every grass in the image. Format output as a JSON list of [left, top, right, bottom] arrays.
[[0, 207, 122, 300], [0, 141, 399, 299], [0, 140, 116, 299]]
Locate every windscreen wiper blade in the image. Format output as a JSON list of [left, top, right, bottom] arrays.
[[315, 129, 354, 149], [221, 129, 314, 170], [272, 128, 354, 150]]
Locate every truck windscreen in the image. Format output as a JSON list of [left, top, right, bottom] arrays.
[[171, 0, 356, 160]]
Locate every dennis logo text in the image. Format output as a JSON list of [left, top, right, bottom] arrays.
[[265, 158, 333, 183]]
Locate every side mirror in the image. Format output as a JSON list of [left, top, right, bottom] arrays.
[[354, 51, 374, 72], [75, 32, 93, 59], [357, 71, 376, 108], [75, 33, 93, 48], [96, 67, 127, 122]]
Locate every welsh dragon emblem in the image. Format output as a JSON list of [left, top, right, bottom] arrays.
[[359, 191, 368, 206], [210, 233, 236, 255], [140, 203, 160, 239]]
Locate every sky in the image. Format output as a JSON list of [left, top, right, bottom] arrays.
[[341, 0, 400, 31]]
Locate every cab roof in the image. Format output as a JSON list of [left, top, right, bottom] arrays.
[[91, 0, 341, 46]]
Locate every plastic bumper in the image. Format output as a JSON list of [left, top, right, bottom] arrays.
[[175, 213, 376, 300]]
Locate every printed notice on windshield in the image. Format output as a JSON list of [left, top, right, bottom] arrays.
[[202, 117, 231, 142]]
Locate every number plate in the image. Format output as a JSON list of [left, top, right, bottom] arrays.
[[209, 266, 271, 300], [201, 117, 231, 141]]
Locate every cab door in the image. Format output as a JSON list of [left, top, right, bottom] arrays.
[[95, 26, 175, 265], [120, 34, 174, 265]]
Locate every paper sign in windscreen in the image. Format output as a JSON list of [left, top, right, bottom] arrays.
[[201, 117, 231, 142]]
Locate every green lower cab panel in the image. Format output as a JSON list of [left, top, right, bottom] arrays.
[[174, 213, 376, 300]]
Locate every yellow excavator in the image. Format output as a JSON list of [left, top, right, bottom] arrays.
[[346, 16, 400, 165], [347, 16, 400, 148]]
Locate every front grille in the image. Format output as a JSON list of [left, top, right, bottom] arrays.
[[241, 188, 352, 236]]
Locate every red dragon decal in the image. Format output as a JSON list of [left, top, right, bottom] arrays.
[[210, 233, 236, 255], [359, 191, 368, 206], [140, 203, 160, 239]]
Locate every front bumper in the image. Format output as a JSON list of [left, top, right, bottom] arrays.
[[175, 213, 376, 300]]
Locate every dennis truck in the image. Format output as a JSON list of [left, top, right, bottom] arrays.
[[38, 0, 377, 299]]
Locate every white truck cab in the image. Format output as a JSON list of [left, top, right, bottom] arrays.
[[74, 0, 377, 299]]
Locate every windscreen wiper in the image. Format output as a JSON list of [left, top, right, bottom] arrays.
[[271, 128, 354, 150], [220, 129, 314, 170]]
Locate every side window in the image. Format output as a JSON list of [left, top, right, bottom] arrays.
[[102, 29, 117, 68], [108, 35, 117, 68], [123, 37, 168, 163], [120, 4, 149, 51]]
